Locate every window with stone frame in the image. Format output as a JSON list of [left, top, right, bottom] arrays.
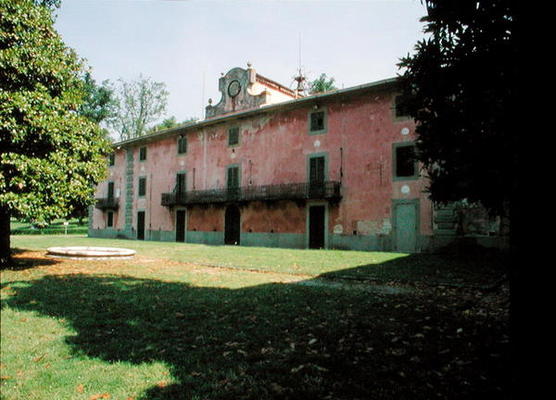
[[309, 110, 326, 133], [139, 146, 147, 161], [177, 135, 187, 154], [394, 143, 418, 179], [138, 176, 147, 197], [228, 127, 240, 146]]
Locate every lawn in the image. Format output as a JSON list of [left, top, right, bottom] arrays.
[[1, 236, 510, 399], [10, 235, 506, 286]]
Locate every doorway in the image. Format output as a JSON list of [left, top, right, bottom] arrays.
[[224, 205, 241, 245], [308, 205, 326, 249], [394, 201, 418, 253], [137, 211, 145, 240], [176, 209, 186, 242]]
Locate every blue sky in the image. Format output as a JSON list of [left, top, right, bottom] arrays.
[[54, 0, 427, 122]]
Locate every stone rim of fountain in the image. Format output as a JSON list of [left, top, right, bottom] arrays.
[[46, 246, 136, 260]]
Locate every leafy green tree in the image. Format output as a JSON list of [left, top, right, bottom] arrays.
[[78, 72, 116, 125], [309, 73, 337, 94], [33, 0, 60, 9], [0, 0, 110, 265], [398, 0, 518, 214], [65, 72, 116, 225], [148, 116, 198, 133], [397, 0, 521, 390], [109, 75, 169, 141]]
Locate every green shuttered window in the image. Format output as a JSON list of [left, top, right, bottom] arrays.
[[228, 127, 239, 146], [138, 177, 147, 197]]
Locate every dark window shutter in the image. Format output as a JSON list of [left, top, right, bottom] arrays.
[[310, 111, 325, 132], [310, 157, 325, 184], [176, 173, 186, 193], [228, 167, 239, 188], [178, 136, 187, 154], [228, 127, 239, 146], [138, 177, 146, 196], [139, 147, 147, 161]]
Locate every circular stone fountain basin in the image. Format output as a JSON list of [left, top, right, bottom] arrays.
[[47, 246, 136, 260]]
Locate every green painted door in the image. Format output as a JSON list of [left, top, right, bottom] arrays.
[[395, 203, 417, 253]]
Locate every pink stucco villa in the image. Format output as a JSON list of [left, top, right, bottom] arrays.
[[90, 64, 505, 252]]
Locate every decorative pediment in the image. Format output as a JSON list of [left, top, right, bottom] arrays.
[[205, 63, 298, 118]]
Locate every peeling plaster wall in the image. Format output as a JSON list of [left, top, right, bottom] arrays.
[[91, 75, 477, 251]]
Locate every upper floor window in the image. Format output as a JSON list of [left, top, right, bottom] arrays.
[[107, 181, 115, 199], [108, 153, 115, 166], [228, 127, 240, 146], [308, 108, 327, 135], [139, 146, 147, 161], [394, 95, 412, 119], [393, 143, 418, 180], [227, 165, 240, 189], [309, 156, 326, 185], [177, 135, 187, 154], [176, 172, 186, 193], [138, 176, 147, 197]]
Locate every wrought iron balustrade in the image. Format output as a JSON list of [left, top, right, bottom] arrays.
[[95, 197, 119, 210], [161, 181, 341, 207]]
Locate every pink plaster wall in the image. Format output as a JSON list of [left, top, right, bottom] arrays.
[[94, 85, 433, 238]]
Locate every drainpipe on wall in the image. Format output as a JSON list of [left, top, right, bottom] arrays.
[[340, 147, 343, 183]]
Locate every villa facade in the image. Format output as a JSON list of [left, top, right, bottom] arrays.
[[89, 65, 504, 252]]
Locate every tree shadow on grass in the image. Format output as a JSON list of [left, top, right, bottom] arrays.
[[3, 262, 510, 399], [322, 249, 508, 287], [2, 248, 60, 271]]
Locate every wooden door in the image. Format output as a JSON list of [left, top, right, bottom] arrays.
[[224, 205, 241, 245], [308, 205, 325, 249], [176, 209, 186, 242], [137, 211, 145, 240]]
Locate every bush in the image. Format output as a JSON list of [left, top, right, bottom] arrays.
[[11, 227, 88, 235]]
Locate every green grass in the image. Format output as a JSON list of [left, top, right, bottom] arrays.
[[1, 236, 510, 399], [10, 235, 506, 286]]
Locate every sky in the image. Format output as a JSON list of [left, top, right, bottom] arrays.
[[54, 0, 427, 123]]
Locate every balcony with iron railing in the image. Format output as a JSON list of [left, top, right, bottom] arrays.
[[95, 197, 120, 211], [161, 181, 342, 207]]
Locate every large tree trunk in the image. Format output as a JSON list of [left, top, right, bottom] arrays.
[[0, 205, 11, 267]]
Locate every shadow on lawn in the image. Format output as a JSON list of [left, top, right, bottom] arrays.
[[3, 248, 61, 270], [2, 254, 510, 400], [321, 249, 508, 287]]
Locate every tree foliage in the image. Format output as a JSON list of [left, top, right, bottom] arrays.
[[78, 71, 116, 125], [309, 73, 337, 94], [0, 0, 110, 264], [32, 0, 60, 10], [148, 116, 198, 133], [398, 1, 522, 391], [109, 75, 169, 141], [397, 0, 519, 215]]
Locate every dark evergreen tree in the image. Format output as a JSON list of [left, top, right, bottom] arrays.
[[398, 0, 522, 393]]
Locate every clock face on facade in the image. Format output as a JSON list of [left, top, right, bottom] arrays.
[[228, 80, 241, 97]]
